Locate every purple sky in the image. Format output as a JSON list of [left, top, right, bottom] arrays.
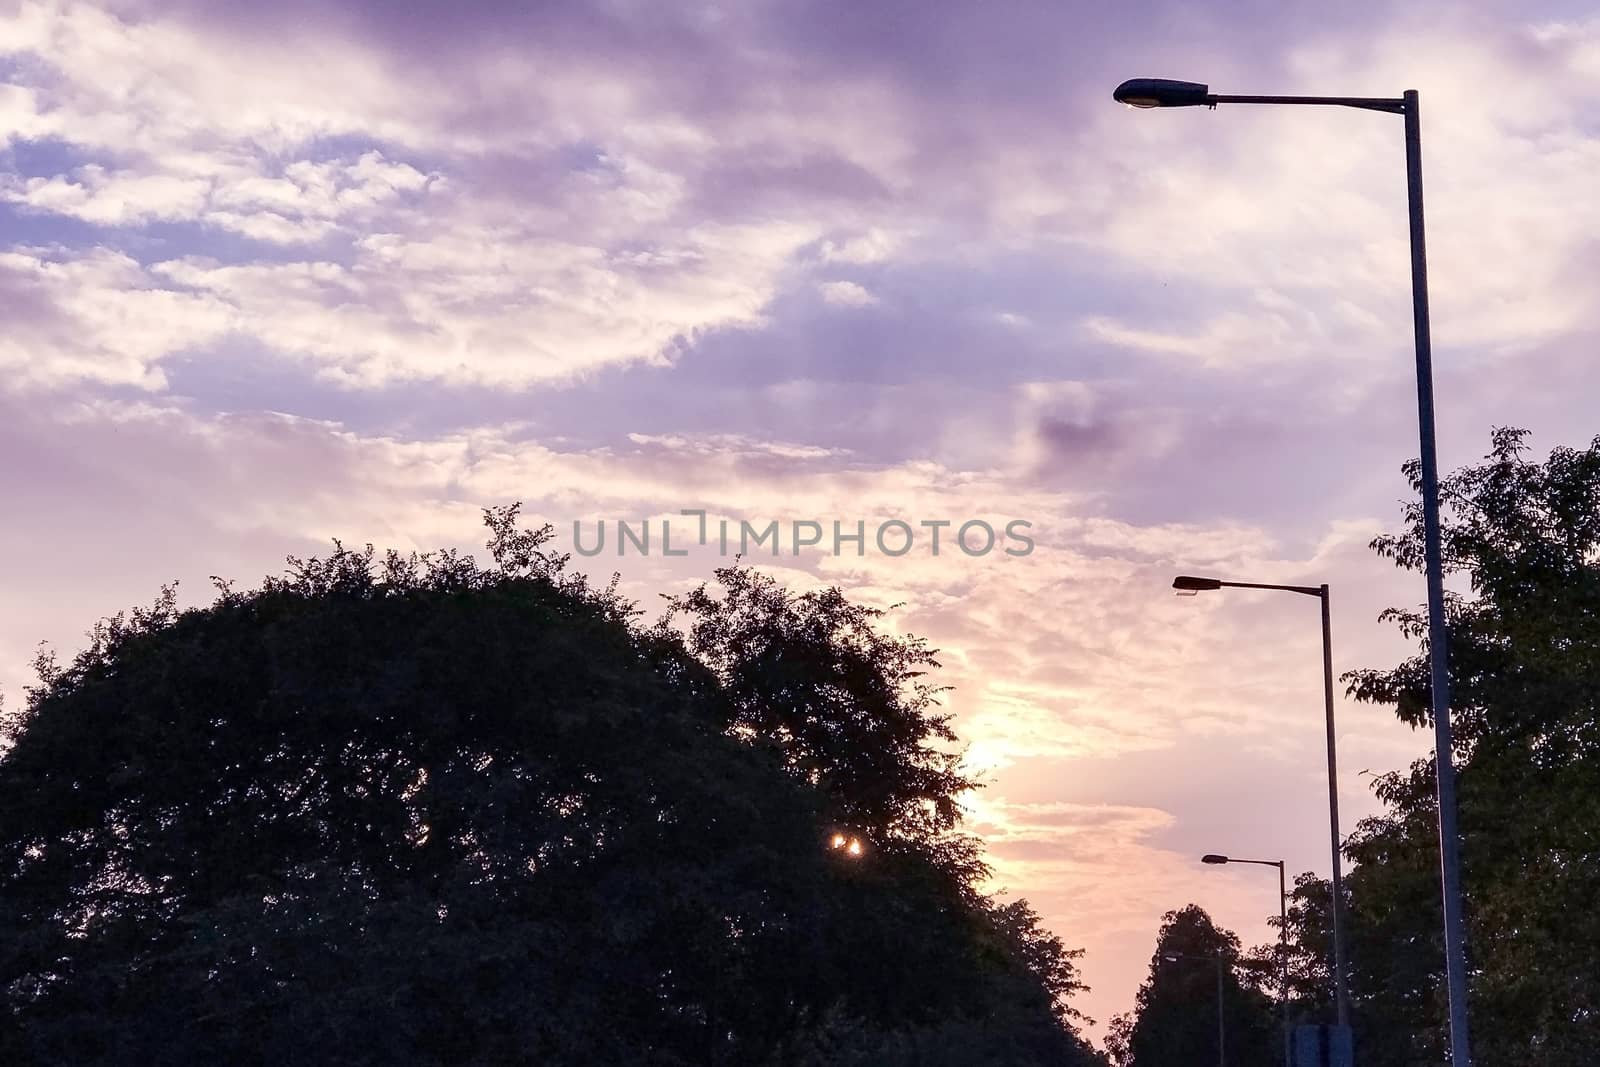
[[5, 0, 1599, 1042]]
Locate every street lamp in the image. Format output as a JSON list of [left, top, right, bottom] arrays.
[[1126, 79, 1471, 1065], [1162, 950, 1226, 1067], [1113, 79, 1408, 113], [1114, 78, 1213, 108], [1175, 575, 1349, 1030], [1177, 575, 1350, 1036], [1204, 853, 1290, 1067]]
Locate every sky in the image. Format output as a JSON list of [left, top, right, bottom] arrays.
[[4, 0, 1599, 1044]]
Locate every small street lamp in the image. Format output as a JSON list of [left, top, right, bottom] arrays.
[[1162, 950, 1227, 1067], [1175, 575, 1350, 1031], [1205, 853, 1291, 1066]]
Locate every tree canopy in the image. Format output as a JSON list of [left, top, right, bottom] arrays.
[[1339, 428, 1600, 1064], [0, 507, 1101, 1066]]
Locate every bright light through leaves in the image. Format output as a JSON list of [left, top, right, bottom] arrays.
[[830, 833, 864, 858]]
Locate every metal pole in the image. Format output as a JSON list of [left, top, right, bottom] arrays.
[[1403, 87, 1473, 1066], [1279, 861, 1290, 1067], [1319, 585, 1350, 1028], [1217, 952, 1227, 1067]]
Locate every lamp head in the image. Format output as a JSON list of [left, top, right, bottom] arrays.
[[1173, 575, 1224, 596], [1113, 78, 1212, 109], [1202, 853, 1230, 865]]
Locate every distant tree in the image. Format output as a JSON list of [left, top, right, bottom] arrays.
[[0, 507, 1099, 1065], [1107, 905, 1277, 1067], [1104, 1010, 1135, 1067]]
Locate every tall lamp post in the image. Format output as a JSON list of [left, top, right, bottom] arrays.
[[1204, 853, 1290, 1067], [1162, 950, 1226, 1067], [1123, 78, 1471, 1066], [1174, 575, 1349, 1030]]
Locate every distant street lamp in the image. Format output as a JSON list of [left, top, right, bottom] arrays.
[[1122, 77, 1471, 1066], [1204, 853, 1290, 1067], [1175, 575, 1350, 1030], [1162, 950, 1226, 1067], [830, 833, 864, 857]]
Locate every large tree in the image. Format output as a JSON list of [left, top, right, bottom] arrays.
[[0, 508, 1101, 1066]]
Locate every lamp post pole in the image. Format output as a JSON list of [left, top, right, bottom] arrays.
[[1129, 77, 1472, 1065], [1278, 859, 1289, 1067], [1403, 91, 1473, 1065], [1319, 584, 1348, 1031], [1179, 577, 1348, 1027], [1218, 951, 1227, 1067]]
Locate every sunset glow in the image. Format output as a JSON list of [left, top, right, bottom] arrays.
[[3, 0, 1596, 1043]]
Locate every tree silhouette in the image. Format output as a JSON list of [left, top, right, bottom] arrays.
[[0, 507, 1101, 1066], [1107, 905, 1277, 1067]]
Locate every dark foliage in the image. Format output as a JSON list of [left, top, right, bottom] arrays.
[[0, 507, 1100, 1066], [1104, 905, 1278, 1067]]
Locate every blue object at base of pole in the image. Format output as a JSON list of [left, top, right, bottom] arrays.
[[1293, 1024, 1353, 1067]]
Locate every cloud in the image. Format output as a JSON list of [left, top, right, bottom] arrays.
[[1, 152, 435, 240], [4, 167, 209, 225], [13, 0, 1598, 406], [0, 246, 235, 389], [817, 279, 878, 306], [818, 228, 899, 264]]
